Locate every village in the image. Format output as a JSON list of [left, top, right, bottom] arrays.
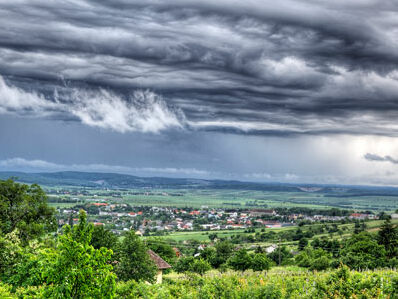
[[56, 201, 381, 236]]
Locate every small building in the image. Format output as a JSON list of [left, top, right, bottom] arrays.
[[265, 244, 278, 253], [147, 250, 171, 284], [249, 209, 276, 217]]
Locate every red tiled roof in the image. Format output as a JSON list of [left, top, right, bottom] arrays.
[[93, 203, 108, 206], [351, 213, 362, 217]]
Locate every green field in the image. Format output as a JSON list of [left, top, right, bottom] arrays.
[[155, 219, 398, 247], [47, 187, 398, 211]]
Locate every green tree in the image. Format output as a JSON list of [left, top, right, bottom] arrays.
[[208, 233, 218, 241], [44, 211, 115, 298], [295, 248, 331, 270], [174, 256, 212, 275], [90, 225, 118, 251], [228, 249, 252, 272], [251, 253, 272, 271], [377, 218, 398, 259], [268, 246, 293, 265], [198, 246, 216, 265], [24, 210, 116, 298], [189, 258, 211, 276], [255, 246, 264, 253], [174, 256, 195, 274], [354, 221, 361, 234], [295, 250, 312, 268], [115, 230, 157, 282], [340, 232, 387, 269], [298, 238, 309, 250], [211, 241, 234, 268], [311, 255, 330, 271], [0, 179, 55, 243]]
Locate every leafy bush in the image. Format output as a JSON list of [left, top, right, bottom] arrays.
[[4, 266, 398, 298], [227, 249, 252, 271], [113, 267, 398, 298], [40, 210, 116, 298], [340, 232, 387, 270], [6, 210, 116, 298], [175, 257, 211, 275], [251, 253, 273, 271], [189, 258, 211, 276], [295, 248, 331, 271], [310, 256, 330, 271]]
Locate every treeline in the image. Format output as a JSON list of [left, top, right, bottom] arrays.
[[223, 222, 352, 244], [275, 207, 354, 216]]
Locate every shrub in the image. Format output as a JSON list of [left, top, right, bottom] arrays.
[[227, 249, 252, 272], [310, 256, 330, 271], [251, 253, 272, 271]]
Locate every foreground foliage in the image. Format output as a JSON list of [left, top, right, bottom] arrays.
[[4, 266, 396, 298], [0, 179, 55, 243], [3, 211, 116, 298], [116, 266, 398, 299], [1, 179, 398, 298]]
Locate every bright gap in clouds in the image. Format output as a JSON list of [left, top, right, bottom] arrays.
[[1, 134, 398, 186]]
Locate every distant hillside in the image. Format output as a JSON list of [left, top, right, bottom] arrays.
[[1, 171, 398, 196]]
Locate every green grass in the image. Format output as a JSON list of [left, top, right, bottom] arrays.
[[159, 229, 250, 242], [48, 202, 79, 208]]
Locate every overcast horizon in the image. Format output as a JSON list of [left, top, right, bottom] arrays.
[[1, 1, 398, 186]]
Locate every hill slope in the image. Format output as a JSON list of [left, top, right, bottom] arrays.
[[2, 171, 398, 197]]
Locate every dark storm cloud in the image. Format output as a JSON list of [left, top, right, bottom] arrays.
[[1, 0, 398, 135], [364, 153, 398, 164]]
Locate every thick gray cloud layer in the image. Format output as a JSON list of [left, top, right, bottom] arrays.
[[1, 0, 398, 135]]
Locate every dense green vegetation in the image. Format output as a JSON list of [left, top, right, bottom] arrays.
[[0, 179, 56, 243], [0, 179, 397, 298], [116, 267, 398, 298], [2, 267, 397, 298]]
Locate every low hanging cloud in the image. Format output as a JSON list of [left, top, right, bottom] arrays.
[[0, 76, 184, 133], [0, 157, 299, 182], [364, 153, 398, 164], [0, 158, 209, 177]]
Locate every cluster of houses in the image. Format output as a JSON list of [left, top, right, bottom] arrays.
[[57, 203, 380, 235], [57, 205, 287, 233], [291, 212, 379, 222]]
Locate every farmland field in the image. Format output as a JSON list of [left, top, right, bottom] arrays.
[[156, 218, 398, 246], [46, 187, 398, 212]]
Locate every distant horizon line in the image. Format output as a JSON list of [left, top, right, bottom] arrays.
[[1, 169, 398, 190]]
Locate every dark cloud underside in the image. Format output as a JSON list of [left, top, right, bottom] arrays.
[[1, 0, 398, 135]]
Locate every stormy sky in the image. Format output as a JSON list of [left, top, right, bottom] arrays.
[[1, 0, 398, 185]]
